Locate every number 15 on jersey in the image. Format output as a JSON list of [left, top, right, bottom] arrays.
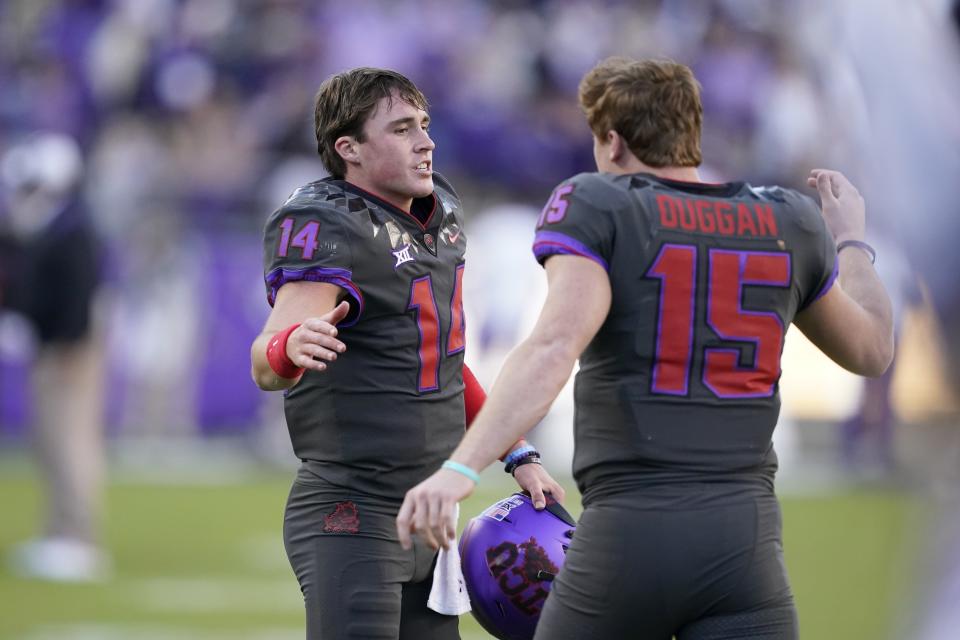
[[646, 244, 790, 399]]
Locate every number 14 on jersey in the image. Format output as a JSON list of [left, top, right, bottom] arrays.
[[407, 265, 466, 393]]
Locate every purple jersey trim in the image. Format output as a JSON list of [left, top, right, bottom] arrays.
[[533, 231, 609, 272], [808, 258, 839, 307], [265, 266, 364, 327]]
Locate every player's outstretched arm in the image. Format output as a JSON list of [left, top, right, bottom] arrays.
[[251, 281, 348, 391], [794, 170, 894, 377], [396, 255, 611, 550]]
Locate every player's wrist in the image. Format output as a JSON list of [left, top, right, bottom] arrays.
[[836, 239, 877, 264], [504, 445, 541, 474], [832, 230, 865, 245], [266, 323, 305, 379], [442, 460, 480, 484], [499, 439, 529, 462], [508, 455, 542, 476]]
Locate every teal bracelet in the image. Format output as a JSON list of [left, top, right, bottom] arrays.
[[442, 460, 480, 484]]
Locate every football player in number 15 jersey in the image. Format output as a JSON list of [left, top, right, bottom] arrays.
[[251, 68, 564, 640], [399, 58, 894, 640]]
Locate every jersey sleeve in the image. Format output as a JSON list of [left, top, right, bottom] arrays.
[[792, 192, 838, 311], [262, 202, 363, 325], [532, 174, 616, 272]]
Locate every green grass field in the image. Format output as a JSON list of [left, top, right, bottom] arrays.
[[0, 467, 922, 639]]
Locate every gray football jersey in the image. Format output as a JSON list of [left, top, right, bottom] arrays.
[[263, 174, 468, 500], [533, 172, 836, 499]]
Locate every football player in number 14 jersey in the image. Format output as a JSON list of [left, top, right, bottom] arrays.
[[398, 58, 894, 640], [250, 68, 564, 640]]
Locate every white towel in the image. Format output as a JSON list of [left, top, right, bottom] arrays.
[[427, 504, 471, 615]]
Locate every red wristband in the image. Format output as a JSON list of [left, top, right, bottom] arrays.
[[463, 364, 486, 427], [462, 364, 525, 461], [266, 323, 305, 379]]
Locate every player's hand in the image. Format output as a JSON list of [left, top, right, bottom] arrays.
[[286, 301, 349, 372], [807, 169, 866, 244], [396, 468, 476, 551], [512, 463, 566, 509]]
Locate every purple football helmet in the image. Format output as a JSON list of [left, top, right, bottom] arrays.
[[459, 492, 576, 640]]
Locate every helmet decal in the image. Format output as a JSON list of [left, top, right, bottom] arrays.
[[460, 493, 576, 640]]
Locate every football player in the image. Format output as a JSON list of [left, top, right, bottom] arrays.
[[2, 133, 109, 582], [250, 67, 564, 640], [398, 57, 893, 639]]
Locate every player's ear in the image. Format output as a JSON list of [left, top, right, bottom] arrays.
[[607, 130, 625, 163], [334, 136, 360, 165]]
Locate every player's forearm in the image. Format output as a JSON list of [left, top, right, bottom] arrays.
[[836, 249, 895, 374], [250, 331, 301, 391], [449, 336, 577, 472]]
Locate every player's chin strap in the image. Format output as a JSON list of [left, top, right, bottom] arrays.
[[427, 504, 471, 615]]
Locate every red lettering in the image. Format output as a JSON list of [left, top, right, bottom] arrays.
[[487, 542, 518, 579], [512, 588, 549, 616], [680, 199, 697, 231], [499, 567, 529, 596], [716, 202, 735, 235], [695, 200, 717, 233], [737, 203, 757, 236], [655, 198, 776, 238], [657, 194, 678, 228], [755, 204, 777, 236]]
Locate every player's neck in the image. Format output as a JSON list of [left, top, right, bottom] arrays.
[[343, 175, 413, 213], [608, 157, 702, 183], [643, 166, 702, 183]]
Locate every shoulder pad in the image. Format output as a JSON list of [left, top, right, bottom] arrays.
[[560, 172, 632, 208], [281, 179, 360, 211], [267, 179, 370, 228]]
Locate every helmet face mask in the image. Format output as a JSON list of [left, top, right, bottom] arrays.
[[459, 493, 576, 640]]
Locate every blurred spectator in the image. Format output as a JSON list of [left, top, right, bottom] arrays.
[[0, 132, 109, 581]]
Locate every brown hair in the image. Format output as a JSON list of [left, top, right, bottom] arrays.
[[579, 57, 702, 167], [314, 68, 429, 179]]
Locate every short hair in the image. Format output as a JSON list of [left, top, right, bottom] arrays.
[[578, 57, 702, 168], [314, 67, 429, 179]]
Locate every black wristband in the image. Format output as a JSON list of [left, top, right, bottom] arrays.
[[505, 453, 541, 475], [837, 240, 876, 264]]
